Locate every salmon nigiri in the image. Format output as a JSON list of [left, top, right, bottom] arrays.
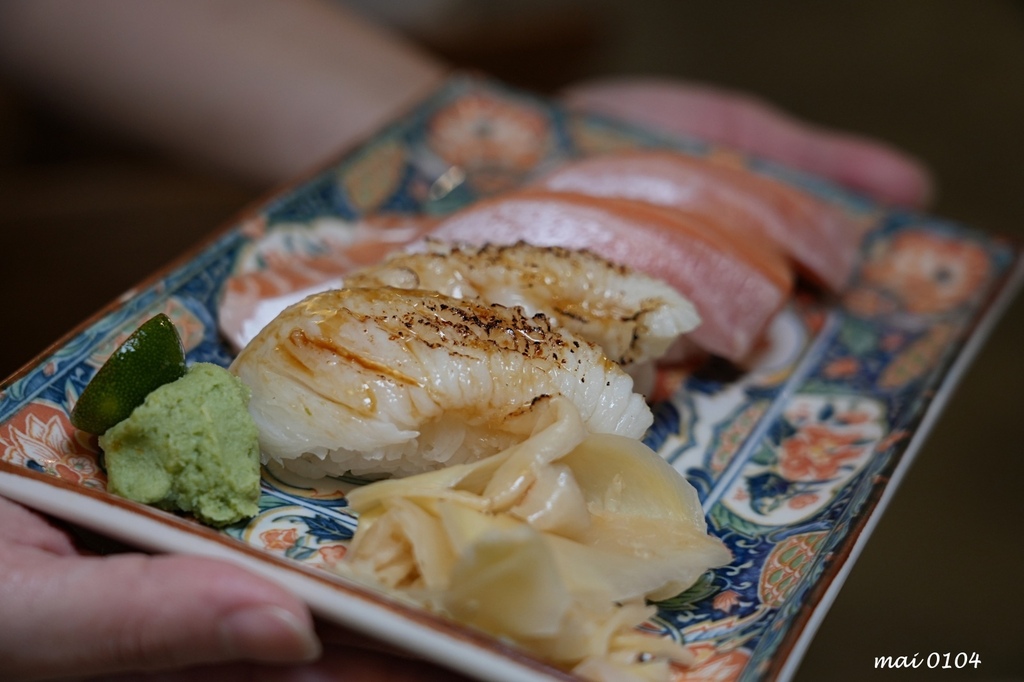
[[426, 189, 793, 363], [533, 150, 863, 292]]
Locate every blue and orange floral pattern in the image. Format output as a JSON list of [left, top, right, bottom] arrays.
[[846, 226, 995, 320], [0, 400, 104, 489], [429, 91, 550, 164], [336, 135, 409, 213], [0, 75, 1020, 682]]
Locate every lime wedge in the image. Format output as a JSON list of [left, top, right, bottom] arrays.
[[70, 313, 187, 435]]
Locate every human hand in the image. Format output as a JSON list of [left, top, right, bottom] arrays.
[[0, 495, 462, 681], [562, 77, 933, 209]]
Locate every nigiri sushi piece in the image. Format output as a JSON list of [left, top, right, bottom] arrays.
[[533, 150, 862, 292], [230, 287, 652, 479], [426, 189, 793, 364], [342, 240, 700, 367]]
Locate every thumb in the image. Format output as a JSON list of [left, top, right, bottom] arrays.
[[562, 77, 934, 209], [3, 551, 321, 680]]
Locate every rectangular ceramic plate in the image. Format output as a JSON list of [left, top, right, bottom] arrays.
[[1, 75, 1021, 682]]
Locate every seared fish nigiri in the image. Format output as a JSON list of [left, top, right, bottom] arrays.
[[342, 240, 700, 367], [427, 189, 793, 363], [230, 287, 652, 478]]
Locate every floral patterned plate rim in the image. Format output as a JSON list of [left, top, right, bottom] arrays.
[[1, 74, 1022, 682]]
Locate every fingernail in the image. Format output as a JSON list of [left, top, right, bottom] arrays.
[[220, 605, 322, 663]]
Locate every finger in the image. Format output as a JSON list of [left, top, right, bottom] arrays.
[[562, 78, 934, 208], [309, 645, 472, 682], [104, 644, 472, 682], [0, 495, 78, 556], [1, 552, 321, 680], [315, 619, 413, 657]]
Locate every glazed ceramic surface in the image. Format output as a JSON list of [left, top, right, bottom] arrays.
[[1, 75, 1021, 682]]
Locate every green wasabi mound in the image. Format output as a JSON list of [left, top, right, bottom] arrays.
[[100, 362, 261, 527]]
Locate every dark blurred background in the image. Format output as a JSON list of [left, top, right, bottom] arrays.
[[2, 1, 1022, 679]]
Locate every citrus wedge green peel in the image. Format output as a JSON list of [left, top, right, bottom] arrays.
[[70, 313, 187, 435]]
